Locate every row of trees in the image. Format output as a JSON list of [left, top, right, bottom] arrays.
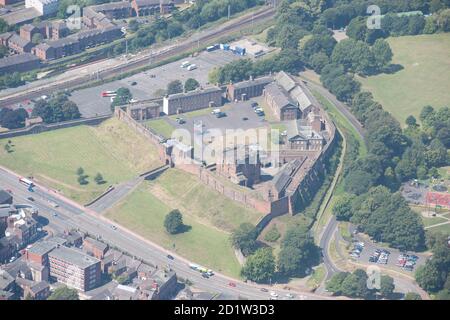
[[326, 269, 397, 299], [167, 78, 200, 95], [0, 72, 25, 90], [32, 93, 81, 124], [415, 233, 450, 298], [233, 223, 320, 283], [333, 186, 425, 251]]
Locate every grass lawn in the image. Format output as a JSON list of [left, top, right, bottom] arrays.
[[149, 168, 264, 232], [427, 222, 450, 236], [358, 33, 450, 125], [306, 264, 326, 290], [145, 118, 176, 139], [0, 118, 162, 204], [105, 181, 241, 277]]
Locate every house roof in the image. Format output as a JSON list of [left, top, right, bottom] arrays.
[[0, 190, 12, 204], [275, 71, 296, 92], [8, 34, 32, 49], [165, 86, 222, 100], [0, 53, 40, 70], [49, 246, 100, 269], [231, 76, 273, 90], [264, 82, 297, 111]]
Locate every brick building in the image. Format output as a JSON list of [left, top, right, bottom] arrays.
[[48, 246, 101, 291], [0, 32, 13, 47], [19, 24, 40, 42], [131, 0, 175, 16], [215, 145, 262, 187], [263, 82, 300, 121], [89, 1, 132, 19], [8, 34, 34, 53], [226, 76, 273, 101], [0, 53, 41, 76], [126, 101, 160, 121], [82, 237, 109, 260], [163, 86, 223, 115]]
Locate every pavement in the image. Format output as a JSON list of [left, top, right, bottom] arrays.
[[70, 50, 241, 118], [0, 165, 333, 300]]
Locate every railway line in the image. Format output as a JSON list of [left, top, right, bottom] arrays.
[[0, 7, 276, 108]]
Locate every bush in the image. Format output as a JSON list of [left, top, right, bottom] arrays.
[[264, 225, 281, 243]]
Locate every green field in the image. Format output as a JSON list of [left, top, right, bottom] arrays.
[[358, 33, 450, 125], [0, 118, 162, 203], [105, 180, 242, 277], [145, 119, 176, 139], [149, 168, 264, 232]]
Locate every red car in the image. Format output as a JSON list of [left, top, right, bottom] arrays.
[[228, 282, 236, 287]]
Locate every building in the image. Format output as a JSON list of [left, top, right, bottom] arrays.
[[0, 190, 12, 205], [25, 0, 59, 16], [226, 76, 273, 102], [263, 82, 300, 121], [0, 270, 15, 294], [0, 0, 22, 6], [5, 208, 39, 248], [163, 86, 223, 115], [90, 1, 132, 19], [131, 0, 175, 16], [0, 32, 13, 47], [215, 145, 261, 187], [7, 34, 34, 53], [49, 21, 70, 40], [33, 37, 81, 60], [0, 53, 41, 76], [25, 240, 57, 267], [82, 237, 109, 260], [1, 8, 41, 27], [126, 101, 160, 121], [19, 24, 40, 42], [48, 246, 101, 291], [15, 278, 50, 300]]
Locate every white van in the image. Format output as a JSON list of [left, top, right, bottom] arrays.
[[187, 64, 197, 71], [181, 61, 190, 68]]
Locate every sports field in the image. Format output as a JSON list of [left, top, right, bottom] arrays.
[[358, 33, 450, 125], [105, 180, 243, 277], [0, 118, 162, 203]]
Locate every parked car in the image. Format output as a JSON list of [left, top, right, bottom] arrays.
[[251, 102, 258, 108], [27, 197, 35, 201], [201, 273, 209, 279], [131, 81, 137, 86], [228, 282, 236, 287], [270, 291, 278, 297], [167, 254, 174, 260], [260, 288, 268, 292], [242, 117, 249, 121]]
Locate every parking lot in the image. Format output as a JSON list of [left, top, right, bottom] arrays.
[[70, 49, 242, 118], [348, 234, 426, 273], [401, 181, 429, 206], [167, 97, 268, 139]]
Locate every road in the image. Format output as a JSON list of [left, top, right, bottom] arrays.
[[0, 165, 335, 300], [0, 6, 276, 108]]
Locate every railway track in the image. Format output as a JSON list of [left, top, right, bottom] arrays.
[[0, 7, 276, 108]]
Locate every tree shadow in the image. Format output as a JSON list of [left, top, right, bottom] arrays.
[[383, 64, 404, 75], [177, 224, 192, 234]]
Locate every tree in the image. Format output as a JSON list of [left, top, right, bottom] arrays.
[[0, 45, 8, 59], [167, 80, 184, 95], [77, 175, 88, 185], [164, 209, 183, 234], [230, 223, 258, 256], [32, 33, 43, 44], [340, 269, 369, 298], [0, 108, 29, 129], [326, 272, 350, 295], [406, 115, 418, 127], [184, 78, 200, 92], [264, 224, 281, 242], [94, 173, 105, 185], [380, 275, 395, 298], [372, 39, 393, 71], [128, 19, 139, 32], [61, 101, 81, 120], [404, 292, 422, 300], [416, 263, 444, 292], [111, 87, 132, 109], [240, 247, 275, 283], [48, 286, 79, 300], [76, 167, 84, 176], [333, 194, 355, 221], [278, 225, 320, 277]]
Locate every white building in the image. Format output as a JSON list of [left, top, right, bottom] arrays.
[[25, 0, 59, 16]]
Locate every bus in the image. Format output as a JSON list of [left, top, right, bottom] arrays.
[[101, 91, 116, 97], [19, 177, 34, 188]]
